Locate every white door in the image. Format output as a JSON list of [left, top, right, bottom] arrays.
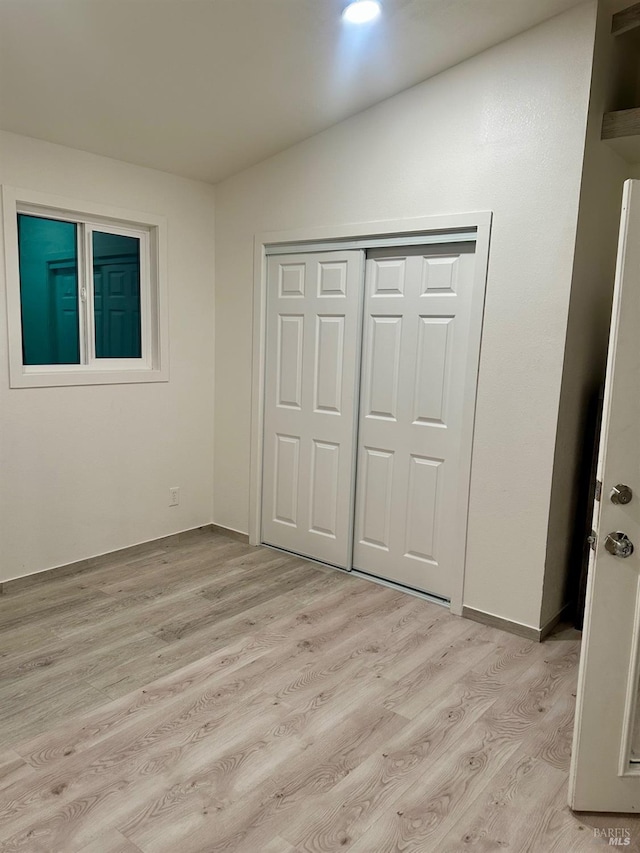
[[261, 250, 364, 568], [570, 180, 640, 812], [352, 243, 479, 602]]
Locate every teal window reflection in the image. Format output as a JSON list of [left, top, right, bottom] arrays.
[[17, 214, 80, 365], [93, 231, 141, 359]]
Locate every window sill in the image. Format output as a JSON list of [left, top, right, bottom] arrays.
[[9, 367, 169, 388]]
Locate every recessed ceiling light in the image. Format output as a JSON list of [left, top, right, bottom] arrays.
[[342, 0, 382, 24]]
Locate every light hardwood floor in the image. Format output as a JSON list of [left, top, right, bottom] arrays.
[[0, 527, 638, 852]]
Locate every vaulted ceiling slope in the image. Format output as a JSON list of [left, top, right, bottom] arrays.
[[0, 0, 583, 184]]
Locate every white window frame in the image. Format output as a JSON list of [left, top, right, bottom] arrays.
[[2, 186, 169, 387]]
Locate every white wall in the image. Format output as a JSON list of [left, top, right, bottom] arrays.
[[213, 3, 597, 629], [542, 0, 631, 626], [0, 131, 216, 582]]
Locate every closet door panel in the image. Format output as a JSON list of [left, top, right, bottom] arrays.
[[314, 315, 344, 414], [353, 244, 477, 599], [364, 315, 402, 420], [357, 446, 395, 550], [276, 314, 304, 409], [262, 251, 364, 568]]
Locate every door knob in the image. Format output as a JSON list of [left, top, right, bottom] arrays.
[[604, 531, 634, 558], [611, 484, 633, 505]]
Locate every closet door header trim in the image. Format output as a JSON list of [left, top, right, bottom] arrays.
[[265, 230, 477, 255]]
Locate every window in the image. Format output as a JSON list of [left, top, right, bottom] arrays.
[[18, 214, 144, 366], [2, 188, 168, 387]]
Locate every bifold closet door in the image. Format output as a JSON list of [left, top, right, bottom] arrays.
[[262, 251, 364, 568], [353, 243, 477, 600]]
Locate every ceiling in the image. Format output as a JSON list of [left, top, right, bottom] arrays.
[[0, 0, 582, 184]]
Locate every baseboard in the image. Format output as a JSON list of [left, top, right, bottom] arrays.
[[462, 605, 542, 642], [0, 523, 232, 594], [539, 601, 575, 641], [210, 524, 250, 544]]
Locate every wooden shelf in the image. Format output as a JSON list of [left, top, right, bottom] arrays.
[[602, 107, 640, 163], [605, 5, 640, 160], [612, 2, 640, 36]]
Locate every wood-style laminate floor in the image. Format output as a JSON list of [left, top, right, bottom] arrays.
[[0, 527, 638, 852]]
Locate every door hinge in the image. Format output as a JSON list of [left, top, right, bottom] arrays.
[[595, 479, 602, 501], [588, 530, 598, 551]]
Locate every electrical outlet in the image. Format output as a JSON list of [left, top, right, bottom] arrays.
[[169, 487, 180, 507]]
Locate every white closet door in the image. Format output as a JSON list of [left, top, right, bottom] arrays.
[[262, 251, 364, 568], [353, 243, 478, 600]]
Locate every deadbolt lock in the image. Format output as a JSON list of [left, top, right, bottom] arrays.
[[611, 484, 633, 505], [604, 531, 634, 558]]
